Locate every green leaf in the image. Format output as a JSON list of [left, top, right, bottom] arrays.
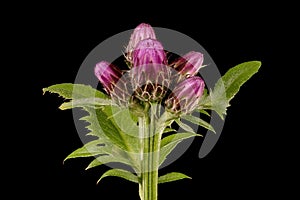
[[97, 169, 139, 184], [66, 141, 135, 170], [161, 132, 201, 147], [59, 98, 114, 110], [222, 61, 261, 101], [85, 155, 132, 170], [209, 84, 228, 120], [64, 140, 106, 161], [43, 83, 107, 99], [181, 114, 215, 133], [175, 119, 196, 134], [82, 107, 140, 153], [43, 84, 110, 110], [61, 105, 141, 171], [199, 61, 261, 119], [44, 83, 142, 175], [79, 107, 140, 172], [155, 111, 177, 135], [198, 109, 211, 117], [163, 128, 176, 134], [64, 140, 133, 168], [109, 106, 139, 137], [85, 158, 103, 169], [159, 132, 200, 166], [158, 172, 191, 184]]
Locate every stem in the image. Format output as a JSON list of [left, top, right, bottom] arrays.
[[138, 103, 160, 200]]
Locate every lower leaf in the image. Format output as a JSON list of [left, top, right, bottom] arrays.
[[158, 172, 191, 184], [97, 169, 139, 184]]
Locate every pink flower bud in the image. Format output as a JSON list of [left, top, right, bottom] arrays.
[[165, 76, 205, 114], [126, 23, 156, 62], [132, 39, 166, 67], [171, 51, 204, 78], [94, 61, 122, 94]]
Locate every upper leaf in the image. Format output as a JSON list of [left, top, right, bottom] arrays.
[[82, 107, 140, 153], [199, 61, 261, 119], [181, 114, 215, 133], [43, 83, 107, 99], [109, 106, 139, 137], [59, 98, 114, 110], [221, 61, 261, 101], [174, 119, 196, 134]]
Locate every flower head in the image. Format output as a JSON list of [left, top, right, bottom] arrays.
[[94, 61, 122, 94], [132, 38, 166, 67], [130, 64, 171, 102], [130, 39, 169, 102], [171, 51, 204, 80], [165, 76, 205, 114], [126, 23, 156, 63]]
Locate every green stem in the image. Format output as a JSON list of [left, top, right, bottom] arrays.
[[138, 103, 160, 200]]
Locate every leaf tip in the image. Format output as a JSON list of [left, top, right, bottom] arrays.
[[58, 105, 65, 110], [62, 158, 67, 164], [253, 60, 262, 66], [96, 177, 103, 185], [211, 127, 216, 134]]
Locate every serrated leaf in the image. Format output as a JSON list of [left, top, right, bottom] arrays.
[[64, 140, 105, 161], [79, 107, 140, 172], [109, 106, 139, 137], [83, 107, 139, 153], [209, 85, 228, 120], [97, 169, 139, 184], [43, 83, 107, 99], [158, 172, 191, 184], [199, 61, 261, 119], [222, 61, 261, 101], [175, 119, 196, 134], [44, 83, 142, 176], [181, 114, 215, 133], [159, 132, 200, 166], [59, 98, 114, 110], [66, 139, 134, 170]]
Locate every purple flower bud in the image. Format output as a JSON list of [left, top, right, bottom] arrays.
[[132, 39, 167, 67], [165, 76, 205, 114], [94, 61, 122, 94], [129, 39, 169, 102], [171, 51, 204, 78], [126, 23, 156, 62]]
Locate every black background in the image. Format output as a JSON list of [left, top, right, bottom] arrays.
[[6, 2, 294, 199]]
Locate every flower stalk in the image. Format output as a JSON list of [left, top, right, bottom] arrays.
[[138, 103, 161, 200]]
